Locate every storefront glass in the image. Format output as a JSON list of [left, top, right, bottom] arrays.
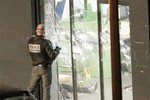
[[43, 0, 133, 100]]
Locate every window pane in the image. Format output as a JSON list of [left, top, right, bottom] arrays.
[[44, 0, 72, 99], [73, 0, 100, 100], [100, 3, 112, 100], [54, 0, 73, 99], [119, 5, 133, 100]]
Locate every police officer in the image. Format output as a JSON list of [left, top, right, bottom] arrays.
[[27, 24, 60, 100]]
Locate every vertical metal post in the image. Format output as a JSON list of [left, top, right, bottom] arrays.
[[36, 1, 43, 99], [97, 0, 105, 100], [35, 0, 42, 24], [31, 0, 43, 100], [109, 0, 122, 100], [69, 0, 78, 100], [31, 0, 37, 33]]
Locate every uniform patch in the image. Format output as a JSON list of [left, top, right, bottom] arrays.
[[29, 44, 41, 53]]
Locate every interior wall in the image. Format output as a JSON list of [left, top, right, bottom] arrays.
[[129, 0, 150, 99], [0, 0, 33, 89]]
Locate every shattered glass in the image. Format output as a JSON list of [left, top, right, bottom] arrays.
[[43, 0, 132, 100]]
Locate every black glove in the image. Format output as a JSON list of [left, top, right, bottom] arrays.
[[55, 46, 61, 51], [52, 46, 61, 60]]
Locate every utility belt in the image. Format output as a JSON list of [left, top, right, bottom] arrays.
[[32, 61, 52, 69], [33, 64, 48, 70], [37, 64, 42, 67], [33, 60, 45, 65], [32, 60, 53, 68]]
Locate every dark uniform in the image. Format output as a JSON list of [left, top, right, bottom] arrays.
[[27, 35, 60, 100]]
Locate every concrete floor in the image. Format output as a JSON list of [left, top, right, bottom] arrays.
[[6, 72, 131, 100]]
